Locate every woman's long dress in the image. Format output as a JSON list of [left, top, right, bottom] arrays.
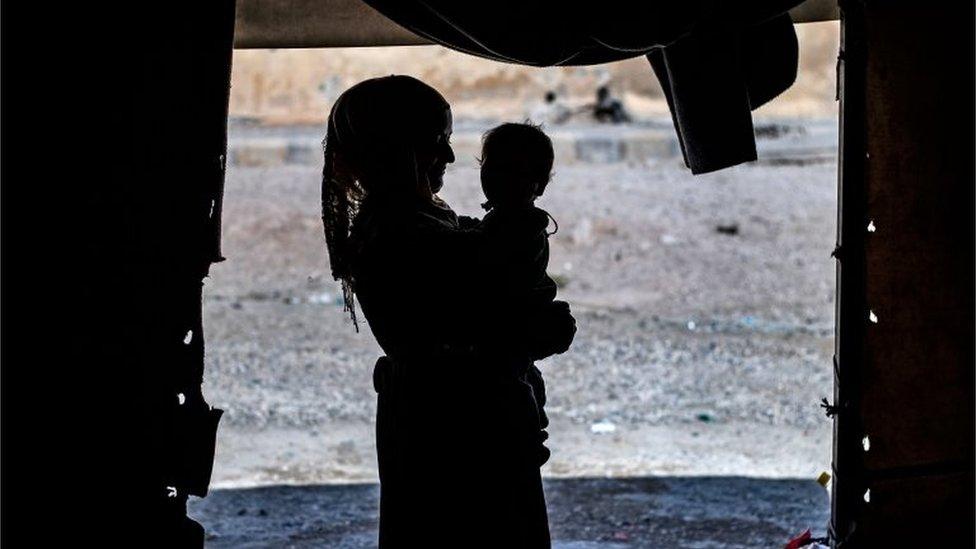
[[350, 195, 560, 547]]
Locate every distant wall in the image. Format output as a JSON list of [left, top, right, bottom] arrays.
[[229, 22, 839, 125]]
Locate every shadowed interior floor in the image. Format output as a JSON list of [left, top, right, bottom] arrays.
[[189, 476, 828, 548]]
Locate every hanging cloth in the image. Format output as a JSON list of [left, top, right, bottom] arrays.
[[364, 0, 803, 173]]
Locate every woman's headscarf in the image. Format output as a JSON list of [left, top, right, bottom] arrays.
[[322, 75, 450, 329]]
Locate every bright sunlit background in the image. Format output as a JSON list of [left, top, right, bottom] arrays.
[[194, 23, 841, 545]]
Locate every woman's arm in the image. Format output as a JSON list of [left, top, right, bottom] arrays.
[[411, 204, 576, 360], [456, 214, 481, 230]]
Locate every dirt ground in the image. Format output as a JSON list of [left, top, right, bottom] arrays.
[[191, 120, 838, 546], [191, 477, 827, 548]]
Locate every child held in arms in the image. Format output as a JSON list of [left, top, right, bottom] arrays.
[[474, 122, 564, 466]]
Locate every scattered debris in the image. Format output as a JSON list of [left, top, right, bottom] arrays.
[[816, 472, 831, 489], [784, 528, 831, 549], [590, 420, 617, 434], [571, 217, 594, 245], [760, 155, 834, 167], [308, 292, 334, 305], [715, 223, 740, 236], [754, 123, 804, 140], [784, 528, 811, 549], [245, 290, 282, 301]]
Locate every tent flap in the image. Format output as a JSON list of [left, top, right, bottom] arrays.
[[364, 0, 802, 173]]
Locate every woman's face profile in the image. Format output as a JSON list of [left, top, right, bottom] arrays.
[[416, 106, 455, 194]]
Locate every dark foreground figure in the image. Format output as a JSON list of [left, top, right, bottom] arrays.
[[321, 75, 576, 547]]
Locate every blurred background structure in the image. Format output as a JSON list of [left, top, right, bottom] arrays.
[[227, 23, 838, 125]]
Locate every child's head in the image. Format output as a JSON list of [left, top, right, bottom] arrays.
[[479, 122, 554, 209]]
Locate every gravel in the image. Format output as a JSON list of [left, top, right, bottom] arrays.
[[202, 123, 838, 484], [191, 476, 829, 548]]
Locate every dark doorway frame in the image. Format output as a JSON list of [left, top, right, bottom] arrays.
[[11, 1, 970, 546]]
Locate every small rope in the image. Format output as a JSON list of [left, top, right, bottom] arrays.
[[820, 397, 842, 418]]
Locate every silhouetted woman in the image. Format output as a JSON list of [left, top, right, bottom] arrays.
[[321, 75, 575, 547]]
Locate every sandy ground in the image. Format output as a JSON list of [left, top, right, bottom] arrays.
[[191, 120, 838, 545]]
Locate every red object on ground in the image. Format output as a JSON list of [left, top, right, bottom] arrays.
[[784, 528, 812, 549]]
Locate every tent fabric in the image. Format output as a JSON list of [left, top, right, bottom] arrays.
[[363, 1, 803, 174], [649, 14, 799, 173]]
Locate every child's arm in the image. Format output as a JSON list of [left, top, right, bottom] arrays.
[[478, 212, 574, 357]]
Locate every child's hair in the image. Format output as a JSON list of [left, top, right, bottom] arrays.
[[479, 122, 554, 209]]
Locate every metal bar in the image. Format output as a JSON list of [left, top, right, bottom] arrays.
[[831, 0, 867, 545]]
